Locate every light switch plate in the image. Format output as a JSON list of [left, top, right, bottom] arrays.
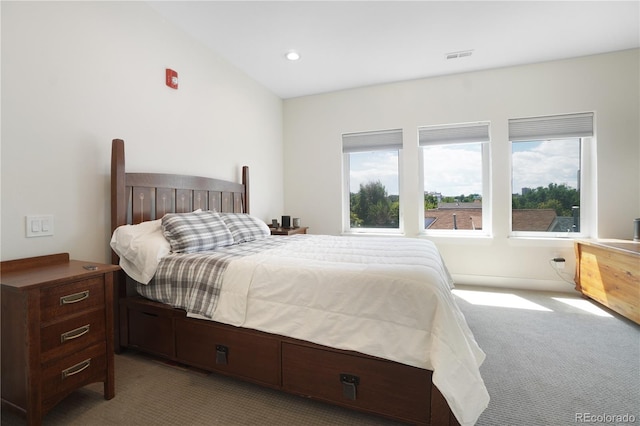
[[26, 215, 54, 237]]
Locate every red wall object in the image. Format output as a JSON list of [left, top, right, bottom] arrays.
[[166, 69, 178, 89]]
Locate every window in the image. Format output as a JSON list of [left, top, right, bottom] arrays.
[[509, 112, 593, 237], [419, 122, 490, 234], [342, 129, 402, 233]]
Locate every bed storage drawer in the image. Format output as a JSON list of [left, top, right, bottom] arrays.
[[175, 318, 280, 387], [282, 342, 431, 424], [122, 297, 182, 359]]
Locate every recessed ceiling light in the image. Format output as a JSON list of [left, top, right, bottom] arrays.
[[285, 51, 300, 61]]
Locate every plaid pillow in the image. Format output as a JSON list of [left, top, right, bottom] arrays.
[[161, 210, 233, 253], [219, 213, 271, 244]]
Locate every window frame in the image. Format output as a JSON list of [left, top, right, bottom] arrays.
[[342, 129, 404, 235], [418, 122, 492, 237], [508, 112, 594, 239]]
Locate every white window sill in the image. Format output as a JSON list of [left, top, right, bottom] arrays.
[[342, 231, 405, 237]]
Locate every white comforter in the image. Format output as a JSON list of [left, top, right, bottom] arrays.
[[197, 235, 489, 426]]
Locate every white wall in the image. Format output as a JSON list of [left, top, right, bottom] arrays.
[[283, 49, 640, 292], [3, 2, 637, 292], [1, 2, 284, 263]]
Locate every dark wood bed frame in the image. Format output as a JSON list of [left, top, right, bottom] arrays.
[[110, 139, 459, 426]]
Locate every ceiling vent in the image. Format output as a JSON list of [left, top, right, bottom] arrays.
[[446, 50, 474, 60]]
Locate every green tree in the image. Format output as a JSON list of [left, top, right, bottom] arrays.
[[425, 193, 481, 209], [350, 181, 399, 228], [512, 183, 579, 216], [424, 194, 438, 210]]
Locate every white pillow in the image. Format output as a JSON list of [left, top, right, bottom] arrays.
[[110, 219, 171, 284]]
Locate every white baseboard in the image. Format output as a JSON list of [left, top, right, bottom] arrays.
[[451, 274, 578, 294]]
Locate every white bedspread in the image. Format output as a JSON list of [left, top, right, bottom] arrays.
[[195, 235, 489, 426]]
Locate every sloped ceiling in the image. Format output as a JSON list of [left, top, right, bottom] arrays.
[[148, 1, 640, 99]]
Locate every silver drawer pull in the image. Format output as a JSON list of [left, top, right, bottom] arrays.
[[61, 358, 91, 379], [60, 290, 89, 305], [60, 324, 90, 343]]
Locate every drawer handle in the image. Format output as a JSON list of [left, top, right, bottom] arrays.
[[60, 324, 90, 343], [61, 358, 91, 379], [216, 345, 228, 365], [60, 290, 89, 305], [340, 373, 360, 401]]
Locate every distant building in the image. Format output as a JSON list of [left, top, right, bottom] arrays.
[[424, 206, 578, 232], [425, 204, 482, 230]]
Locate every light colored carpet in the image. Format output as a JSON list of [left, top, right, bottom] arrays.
[[2, 286, 638, 425], [454, 286, 639, 426]]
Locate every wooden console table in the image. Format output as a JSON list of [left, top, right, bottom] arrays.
[[574, 240, 639, 324]]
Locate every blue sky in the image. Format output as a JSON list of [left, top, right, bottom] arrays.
[[511, 139, 580, 194], [349, 150, 399, 195]]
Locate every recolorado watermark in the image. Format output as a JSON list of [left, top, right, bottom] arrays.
[[575, 412, 636, 423]]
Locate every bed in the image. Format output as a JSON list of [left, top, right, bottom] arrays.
[[110, 139, 489, 426]]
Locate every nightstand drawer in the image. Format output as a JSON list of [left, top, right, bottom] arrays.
[[40, 277, 105, 322], [40, 308, 106, 363], [41, 342, 107, 410]]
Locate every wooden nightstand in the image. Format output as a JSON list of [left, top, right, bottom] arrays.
[[270, 226, 308, 236], [1, 253, 120, 425]]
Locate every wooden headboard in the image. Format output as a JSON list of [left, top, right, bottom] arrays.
[[110, 139, 250, 349], [110, 138, 249, 261]]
